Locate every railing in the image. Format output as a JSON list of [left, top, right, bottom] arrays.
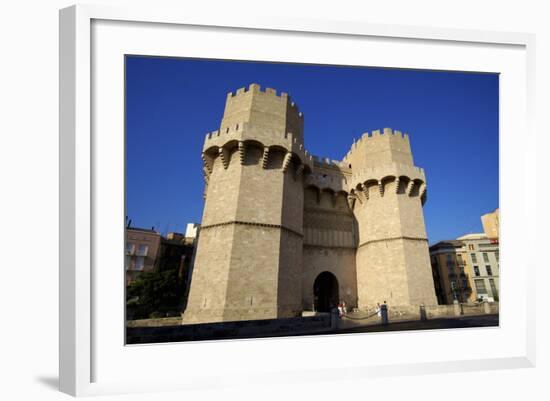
[[341, 310, 380, 321]]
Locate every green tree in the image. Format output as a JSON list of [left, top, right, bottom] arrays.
[[127, 269, 184, 319]]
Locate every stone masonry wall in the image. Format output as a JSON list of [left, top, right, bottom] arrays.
[[182, 224, 235, 323]]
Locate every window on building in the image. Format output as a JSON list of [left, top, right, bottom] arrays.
[[486, 265, 493, 276], [457, 254, 463, 264], [137, 244, 149, 256], [475, 279, 487, 294], [474, 266, 480, 276], [468, 244, 474, 250], [471, 253, 477, 263], [483, 252, 489, 263], [135, 256, 145, 271], [126, 242, 135, 255], [489, 279, 498, 297], [125, 255, 131, 270]]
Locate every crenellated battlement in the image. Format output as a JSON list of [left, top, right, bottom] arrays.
[[311, 156, 350, 170], [226, 83, 303, 118], [202, 121, 312, 168], [306, 164, 350, 194], [343, 127, 413, 168], [220, 83, 305, 149], [350, 162, 424, 186], [204, 122, 302, 144], [351, 127, 409, 146], [227, 83, 285, 99]]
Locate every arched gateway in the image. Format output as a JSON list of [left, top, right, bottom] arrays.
[[313, 271, 339, 312]]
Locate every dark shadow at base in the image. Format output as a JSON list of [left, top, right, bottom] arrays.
[[127, 313, 499, 344], [35, 376, 58, 391]]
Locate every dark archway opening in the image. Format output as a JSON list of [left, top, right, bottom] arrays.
[[313, 271, 339, 312]]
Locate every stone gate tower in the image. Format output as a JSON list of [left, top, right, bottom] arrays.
[[182, 84, 312, 323], [343, 130, 437, 309], [182, 84, 437, 324]]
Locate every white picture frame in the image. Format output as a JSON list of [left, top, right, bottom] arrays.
[[59, 4, 536, 397]]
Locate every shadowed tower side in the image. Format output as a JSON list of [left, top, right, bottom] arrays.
[[182, 84, 310, 324]]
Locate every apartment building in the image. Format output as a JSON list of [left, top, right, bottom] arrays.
[[125, 227, 162, 285], [458, 233, 499, 302], [430, 233, 499, 304]]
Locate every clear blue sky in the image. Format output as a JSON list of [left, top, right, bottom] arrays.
[[126, 56, 498, 244]]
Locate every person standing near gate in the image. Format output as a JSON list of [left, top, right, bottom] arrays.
[[381, 300, 389, 324]]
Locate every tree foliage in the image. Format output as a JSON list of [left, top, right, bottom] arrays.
[[127, 269, 185, 319]]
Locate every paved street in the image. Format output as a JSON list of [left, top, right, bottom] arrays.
[[331, 314, 499, 335]]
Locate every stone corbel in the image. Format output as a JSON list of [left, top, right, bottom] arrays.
[[406, 180, 415, 196], [354, 190, 363, 205], [261, 146, 270, 169], [362, 185, 369, 201], [201, 153, 213, 174], [282, 151, 293, 173], [238, 141, 246, 165], [218, 147, 229, 169]]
